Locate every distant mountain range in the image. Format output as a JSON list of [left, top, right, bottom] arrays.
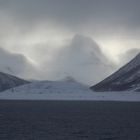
[[0, 52, 140, 101], [90, 53, 140, 92]]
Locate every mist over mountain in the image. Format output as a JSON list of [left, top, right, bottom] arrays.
[[0, 47, 38, 79], [0, 0, 140, 86], [0, 35, 116, 85], [39, 35, 115, 85], [119, 48, 140, 67]]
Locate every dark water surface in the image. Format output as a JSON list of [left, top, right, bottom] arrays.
[[0, 100, 140, 140]]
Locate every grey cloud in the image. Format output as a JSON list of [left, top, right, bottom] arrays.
[[1, 0, 140, 33]]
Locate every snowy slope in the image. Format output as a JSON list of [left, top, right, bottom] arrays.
[[1, 80, 140, 101], [0, 72, 29, 91], [2, 80, 92, 95], [91, 53, 140, 91]]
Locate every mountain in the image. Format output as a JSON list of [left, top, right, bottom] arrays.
[[0, 72, 29, 92], [90, 53, 140, 91]]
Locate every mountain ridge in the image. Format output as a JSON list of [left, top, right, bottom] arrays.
[[90, 53, 140, 91], [0, 71, 29, 91]]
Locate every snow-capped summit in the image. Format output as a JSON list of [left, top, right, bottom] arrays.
[[90, 53, 140, 91], [0, 72, 29, 91]]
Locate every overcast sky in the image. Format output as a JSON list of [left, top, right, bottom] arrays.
[[0, 0, 140, 85]]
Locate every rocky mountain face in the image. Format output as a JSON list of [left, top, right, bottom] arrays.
[[90, 53, 140, 91], [0, 72, 29, 92]]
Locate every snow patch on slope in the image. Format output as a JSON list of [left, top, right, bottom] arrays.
[[0, 80, 140, 102]]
